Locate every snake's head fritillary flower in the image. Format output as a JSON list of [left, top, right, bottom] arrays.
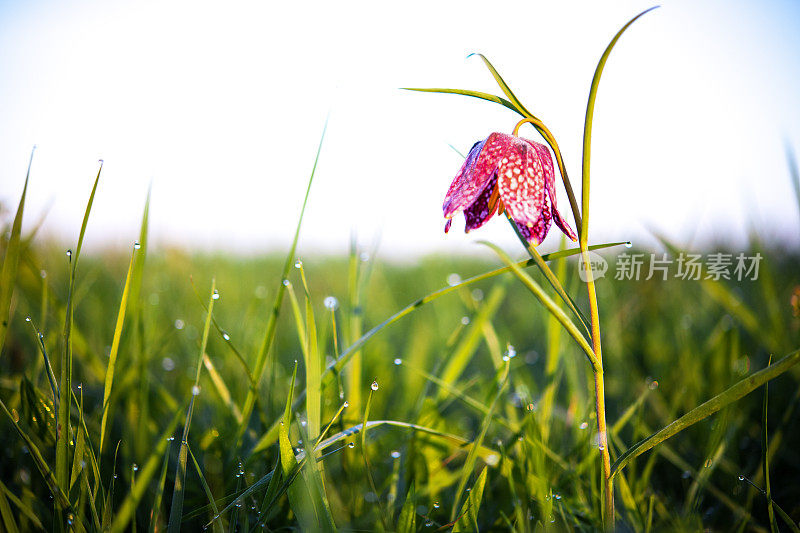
[[443, 132, 577, 246]]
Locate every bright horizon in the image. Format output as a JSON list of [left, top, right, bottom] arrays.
[[1, 0, 799, 259]]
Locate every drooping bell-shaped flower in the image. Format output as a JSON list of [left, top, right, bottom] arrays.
[[443, 132, 577, 245]]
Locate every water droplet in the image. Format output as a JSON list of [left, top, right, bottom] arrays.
[[343, 401, 349, 408], [433, 501, 440, 509], [212, 290, 220, 300], [393, 358, 402, 366], [347, 442, 355, 449], [579, 422, 589, 430], [391, 450, 401, 459], [162, 357, 175, 371], [40, 270, 47, 278], [553, 493, 561, 500], [738, 475, 745, 481], [192, 385, 201, 396], [505, 344, 517, 359], [98, 159, 104, 164], [682, 470, 691, 479], [167, 437, 175, 441], [132, 464, 138, 472], [133, 241, 141, 249], [371, 381, 379, 391], [485, 454, 500, 466], [174, 319, 185, 330], [598, 443, 605, 451], [294, 260, 303, 269], [461, 316, 470, 325], [324, 296, 338, 310], [222, 331, 231, 341], [38, 332, 44, 339], [360, 252, 370, 262], [471, 288, 484, 301], [25, 316, 31, 322], [66, 249, 72, 258], [625, 241, 633, 248], [447, 273, 462, 286], [282, 279, 291, 287], [424, 520, 433, 527], [76, 384, 82, 390], [649, 379, 659, 390]]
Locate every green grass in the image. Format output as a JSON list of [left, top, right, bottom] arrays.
[[1, 207, 799, 530], [2, 9, 800, 531]]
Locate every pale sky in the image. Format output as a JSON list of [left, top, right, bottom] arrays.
[[1, 0, 799, 258]]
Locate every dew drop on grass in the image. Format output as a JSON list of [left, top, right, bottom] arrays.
[[212, 290, 220, 300], [174, 319, 185, 330], [347, 442, 355, 449], [282, 279, 291, 287], [38, 332, 43, 340], [682, 471, 691, 479], [471, 288, 483, 301], [162, 357, 175, 371], [324, 296, 339, 310], [40, 270, 47, 278], [222, 331, 230, 341], [625, 241, 633, 248], [133, 241, 141, 250], [393, 358, 402, 366], [461, 316, 470, 325], [192, 385, 201, 396], [391, 450, 401, 459], [649, 379, 659, 390], [294, 260, 303, 269], [447, 273, 461, 286], [505, 344, 517, 359], [360, 252, 370, 262], [424, 520, 433, 527], [371, 381, 379, 391], [579, 422, 589, 430], [66, 249, 72, 259], [432, 501, 440, 509], [132, 464, 138, 472], [738, 475, 745, 481], [25, 316, 31, 322], [342, 401, 349, 408]]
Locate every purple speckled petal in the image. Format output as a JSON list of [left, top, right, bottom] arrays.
[[497, 138, 546, 229], [464, 173, 499, 232], [527, 140, 577, 242], [443, 133, 509, 219]]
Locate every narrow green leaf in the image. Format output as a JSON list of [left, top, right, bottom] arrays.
[[611, 348, 800, 478], [147, 438, 172, 533], [468, 53, 538, 119], [99, 245, 137, 456], [0, 479, 20, 533], [0, 147, 33, 356], [396, 482, 416, 533], [581, 7, 658, 244], [453, 466, 488, 532], [187, 446, 224, 533], [167, 280, 216, 533], [236, 120, 327, 447], [297, 264, 321, 441], [450, 363, 507, 522]]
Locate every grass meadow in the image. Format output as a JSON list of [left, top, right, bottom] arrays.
[[2, 8, 800, 533]]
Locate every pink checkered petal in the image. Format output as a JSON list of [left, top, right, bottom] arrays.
[[443, 133, 511, 218], [497, 139, 546, 228], [527, 139, 577, 241]]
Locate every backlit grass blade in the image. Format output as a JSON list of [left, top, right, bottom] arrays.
[[450, 362, 507, 523], [167, 280, 216, 533], [202, 353, 243, 424], [481, 241, 597, 367], [69, 388, 87, 493], [611, 348, 800, 478], [297, 263, 322, 441], [0, 479, 20, 533], [57, 161, 102, 496], [236, 120, 327, 447], [147, 438, 172, 533], [187, 446, 223, 533], [468, 53, 538, 120], [0, 147, 33, 356], [99, 244, 137, 456], [396, 482, 416, 533], [110, 406, 184, 533], [581, 6, 658, 241], [401, 87, 517, 114], [452, 466, 488, 532], [762, 364, 778, 533]]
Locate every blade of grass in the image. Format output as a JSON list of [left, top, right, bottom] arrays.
[[297, 263, 322, 441], [450, 361, 508, 522], [147, 438, 172, 533], [166, 280, 216, 533], [611, 348, 800, 478], [57, 161, 102, 496], [0, 479, 20, 533], [762, 359, 778, 533], [187, 446, 223, 533], [0, 146, 33, 356], [236, 122, 327, 447], [452, 465, 488, 532], [99, 244, 137, 456]]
